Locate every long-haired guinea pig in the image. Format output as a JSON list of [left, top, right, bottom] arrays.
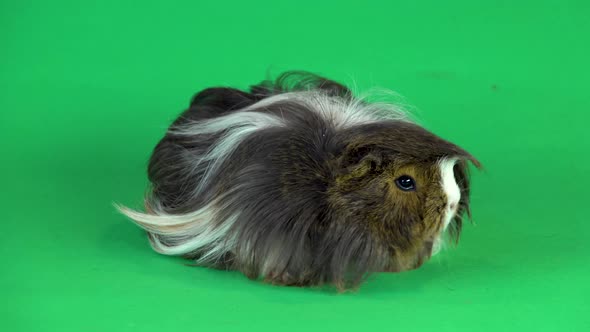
[[117, 71, 480, 290]]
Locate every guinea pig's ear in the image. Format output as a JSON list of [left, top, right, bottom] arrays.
[[336, 144, 384, 182]]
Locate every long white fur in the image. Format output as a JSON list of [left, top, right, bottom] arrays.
[[117, 91, 410, 260], [432, 158, 461, 255], [116, 200, 236, 263], [148, 215, 237, 260], [242, 91, 408, 128], [172, 111, 287, 197]]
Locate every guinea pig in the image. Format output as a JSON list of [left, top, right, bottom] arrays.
[[117, 71, 480, 290]]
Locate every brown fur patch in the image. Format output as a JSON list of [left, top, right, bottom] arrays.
[[327, 122, 479, 273]]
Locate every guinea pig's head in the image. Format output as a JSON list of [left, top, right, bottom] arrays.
[[328, 120, 480, 273]]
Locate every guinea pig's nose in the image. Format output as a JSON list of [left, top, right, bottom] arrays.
[[449, 202, 457, 210]]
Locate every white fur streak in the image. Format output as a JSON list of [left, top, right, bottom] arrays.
[[432, 158, 461, 255], [439, 158, 461, 229], [171, 111, 286, 196], [243, 91, 408, 128], [115, 202, 236, 263]]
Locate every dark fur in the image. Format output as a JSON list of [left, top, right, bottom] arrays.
[[140, 71, 479, 290]]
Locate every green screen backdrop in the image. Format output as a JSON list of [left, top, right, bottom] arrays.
[[1, 1, 588, 331]]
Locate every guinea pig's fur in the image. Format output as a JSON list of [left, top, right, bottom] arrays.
[[117, 71, 480, 290]]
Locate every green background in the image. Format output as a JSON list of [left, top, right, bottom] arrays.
[[2, 1, 588, 331]]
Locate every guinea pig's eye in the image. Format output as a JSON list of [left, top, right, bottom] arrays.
[[395, 175, 416, 191]]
